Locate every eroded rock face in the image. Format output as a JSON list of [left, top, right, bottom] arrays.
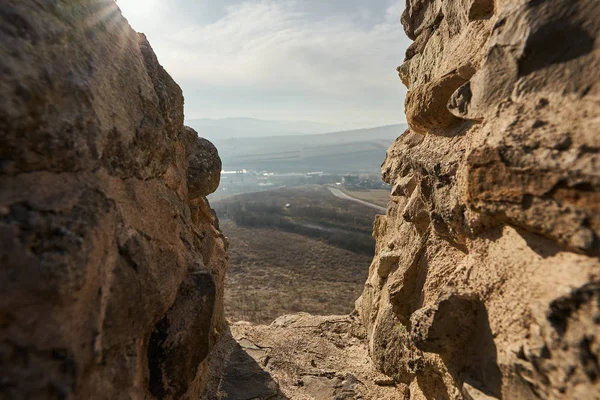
[[0, 1, 227, 398], [180, 126, 222, 201], [358, 0, 600, 398]]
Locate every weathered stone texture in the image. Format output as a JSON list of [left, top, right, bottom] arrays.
[[0, 1, 227, 399], [358, 0, 600, 399]]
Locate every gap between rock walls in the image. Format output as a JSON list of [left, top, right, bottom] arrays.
[[0, 1, 599, 399]]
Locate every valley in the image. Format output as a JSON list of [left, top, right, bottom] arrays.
[[212, 186, 385, 323], [208, 124, 406, 175]]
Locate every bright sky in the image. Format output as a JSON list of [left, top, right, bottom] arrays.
[[116, 0, 409, 129]]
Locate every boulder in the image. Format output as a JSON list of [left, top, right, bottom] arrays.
[[0, 1, 227, 398]]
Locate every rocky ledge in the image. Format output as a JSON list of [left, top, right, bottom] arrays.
[[202, 313, 407, 400]]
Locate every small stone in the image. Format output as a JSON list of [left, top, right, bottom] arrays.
[[374, 377, 396, 386], [531, 119, 547, 129]]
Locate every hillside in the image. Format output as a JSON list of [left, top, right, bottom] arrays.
[[221, 221, 372, 324], [211, 124, 407, 173], [186, 117, 338, 139], [212, 186, 381, 323], [213, 186, 380, 255]]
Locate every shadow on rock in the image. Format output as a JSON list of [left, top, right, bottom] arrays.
[[220, 342, 285, 400], [202, 332, 286, 400], [411, 292, 503, 399]]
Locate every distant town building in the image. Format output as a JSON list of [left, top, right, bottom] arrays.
[[342, 175, 359, 185]]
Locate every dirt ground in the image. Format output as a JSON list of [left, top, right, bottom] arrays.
[[221, 221, 372, 324], [202, 313, 407, 399]]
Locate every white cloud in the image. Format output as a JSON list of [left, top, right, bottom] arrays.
[[117, 0, 410, 127]]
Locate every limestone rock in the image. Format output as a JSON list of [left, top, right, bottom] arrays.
[[405, 71, 468, 134], [359, 0, 600, 398], [180, 126, 222, 200], [0, 1, 227, 398]]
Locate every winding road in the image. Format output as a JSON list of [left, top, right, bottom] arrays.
[[328, 187, 387, 214]]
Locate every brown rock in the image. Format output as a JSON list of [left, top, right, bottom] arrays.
[[180, 126, 222, 200], [0, 1, 227, 399], [405, 72, 468, 134], [359, 0, 600, 399]]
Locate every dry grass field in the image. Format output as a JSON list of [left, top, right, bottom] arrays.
[[213, 186, 381, 324], [213, 186, 379, 254], [221, 221, 372, 323]]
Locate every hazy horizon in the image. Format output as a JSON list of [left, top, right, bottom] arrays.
[[116, 0, 410, 129]]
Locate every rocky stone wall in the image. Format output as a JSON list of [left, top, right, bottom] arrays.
[[0, 1, 227, 398], [358, 0, 600, 398]]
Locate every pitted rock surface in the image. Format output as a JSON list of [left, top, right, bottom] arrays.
[[0, 1, 227, 399], [357, 0, 600, 399], [180, 126, 222, 200]]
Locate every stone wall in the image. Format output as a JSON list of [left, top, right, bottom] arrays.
[[358, 0, 600, 398], [0, 1, 228, 398]]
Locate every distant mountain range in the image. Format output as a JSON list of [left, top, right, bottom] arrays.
[[186, 117, 341, 139], [203, 123, 407, 174]]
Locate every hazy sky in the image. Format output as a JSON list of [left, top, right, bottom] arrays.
[[117, 0, 410, 128]]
